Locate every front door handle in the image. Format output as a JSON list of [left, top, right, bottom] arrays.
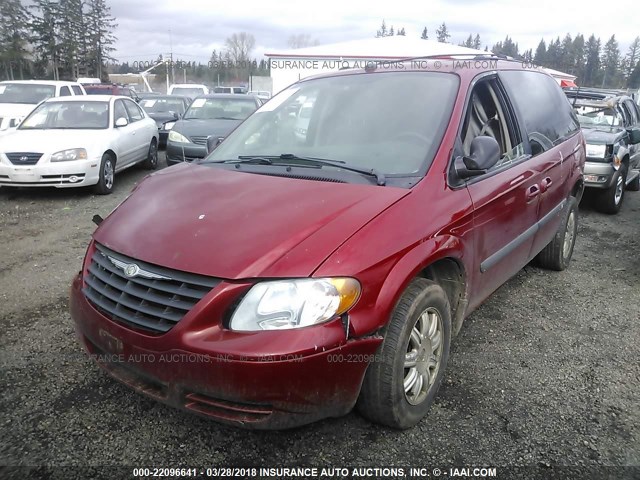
[[540, 177, 553, 192], [526, 184, 540, 201]]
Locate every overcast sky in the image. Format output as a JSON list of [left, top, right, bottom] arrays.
[[109, 0, 639, 64]]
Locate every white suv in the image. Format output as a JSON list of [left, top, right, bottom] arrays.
[[0, 80, 86, 131], [168, 84, 209, 97]]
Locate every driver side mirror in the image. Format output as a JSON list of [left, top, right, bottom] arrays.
[[454, 136, 501, 179], [627, 127, 640, 145], [115, 117, 128, 127], [206, 136, 224, 154]]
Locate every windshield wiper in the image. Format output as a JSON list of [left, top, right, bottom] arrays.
[[205, 156, 273, 165], [276, 153, 386, 186]]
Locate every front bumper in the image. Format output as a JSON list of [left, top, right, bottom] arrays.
[[0, 158, 100, 188], [166, 141, 206, 165], [583, 161, 616, 189], [70, 274, 382, 429]]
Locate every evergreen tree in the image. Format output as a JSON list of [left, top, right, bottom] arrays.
[[436, 23, 450, 43], [560, 34, 574, 74], [86, 0, 117, 80], [534, 39, 546, 65], [624, 36, 640, 81], [420, 27, 428, 40], [473, 34, 481, 50], [463, 34, 474, 48], [389, 26, 394, 36], [376, 20, 388, 38], [397, 27, 406, 36], [30, 0, 63, 80], [628, 60, 640, 89], [0, 0, 31, 80], [583, 34, 601, 86], [601, 34, 620, 88], [572, 34, 586, 81]]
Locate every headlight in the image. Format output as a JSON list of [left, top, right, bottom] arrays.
[[51, 148, 88, 162], [586, 144, 606, 158], [229, 278, 361, 331], [168, 130, 190, 143], [163, 121, 176, 131]]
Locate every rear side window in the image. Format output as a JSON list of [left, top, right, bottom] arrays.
[[623, 100, 639, 125], [500, 71, 580, 155], [71, 85, 83, 95], [59, 86, 71, 97]]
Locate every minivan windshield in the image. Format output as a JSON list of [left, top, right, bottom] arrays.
[[172, 87, 206, 97], [0, 83, 56, 104], [206, 72, 459, 177]]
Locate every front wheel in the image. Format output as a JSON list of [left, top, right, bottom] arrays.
[[93, 153, 115, 195], [357, 278, 451, 429], [596, 167, 626, 214], [536, 196, 578, 271]]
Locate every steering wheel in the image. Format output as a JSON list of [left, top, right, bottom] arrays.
[[392, 132, 430, 145]]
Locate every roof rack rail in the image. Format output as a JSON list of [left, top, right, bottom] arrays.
[[396, 52, 520, 63]]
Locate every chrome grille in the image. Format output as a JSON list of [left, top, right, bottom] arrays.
[[190, 135, 209, 145], [83, 243, 220, 334], [6, 152, 43, 165]]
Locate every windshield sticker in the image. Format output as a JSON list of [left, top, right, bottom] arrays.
[[191, 98, 206, 108]]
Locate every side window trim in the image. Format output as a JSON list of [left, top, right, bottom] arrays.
[[114, 99, 129, 126]]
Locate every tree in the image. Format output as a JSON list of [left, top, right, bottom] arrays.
[[572, 34, 586, 81], [420, 27, 428, 40], [601, 34, 621, 88], [397, 27, 406, 36], [389, 26, 394, 36], [463, 34, 473, 48], [534, 39, 546, 65], [0, 0, 31, 80], [287, 34, 319, 49], [224, 32, 255, 63], [546, 37, 562, 70], [628, 60, 640, 89], [375, 20, 388, 38], [560, 34, 574, 74], [436, 23, 450, 43], [86, 0, 117, 80], [583, 34, 601, 86], [473, 34, 481, 50], [30, 0, 63, 80], [624, 36, 640, 81], [58, 0, 87, 79]]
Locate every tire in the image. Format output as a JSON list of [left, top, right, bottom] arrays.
[[142, 139, 158, 170], [357, 278, 451, 429], [596, 166, 626, 214], [93, 153, 115, 195], [536, 196, 578, 271], [627, 171, 640, 192]]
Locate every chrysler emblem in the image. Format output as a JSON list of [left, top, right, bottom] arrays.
[[106, 254, 171, 280]]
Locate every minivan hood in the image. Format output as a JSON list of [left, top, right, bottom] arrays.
[[581, 126, 624, 144], [94, 163, 409, 279]]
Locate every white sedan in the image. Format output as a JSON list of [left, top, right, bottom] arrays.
[[0, 95, 158, 194]]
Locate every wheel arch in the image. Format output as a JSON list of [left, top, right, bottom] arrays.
[[104, 149, 117, 166]]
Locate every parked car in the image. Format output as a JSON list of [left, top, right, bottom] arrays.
[[248, 90, 271, 101], [0, 95, 158, 194], [165, 94, 261, 164], [83, 84, 140, 103], [70, 57, 585, 430], [0, 80, 86, 131], [139, 95, 191, 148], [564, 87, 640, 213], [213, 86, 246, 94], [168, 84, 209, 97]]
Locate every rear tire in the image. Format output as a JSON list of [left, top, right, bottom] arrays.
[[357, 278, 451, 429], [143, 139, 158, 170], [596, 166, 626, 214], [536, 196, 578, 271], [93, 153, 115, 195]]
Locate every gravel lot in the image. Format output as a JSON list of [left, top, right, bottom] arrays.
[[1, 153, 639, 478]]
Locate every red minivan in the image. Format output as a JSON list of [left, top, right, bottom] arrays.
[[70, 57, 585, 429]]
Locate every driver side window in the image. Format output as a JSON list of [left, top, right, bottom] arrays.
[[460, 79, 524, 172]]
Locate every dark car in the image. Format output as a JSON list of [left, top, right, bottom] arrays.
[[564, 87, 640, 213], [139, 95, 191, 148], [84, 84, 140, 103], [165, 94, 261, 165], [70, 57, 585, 430]]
